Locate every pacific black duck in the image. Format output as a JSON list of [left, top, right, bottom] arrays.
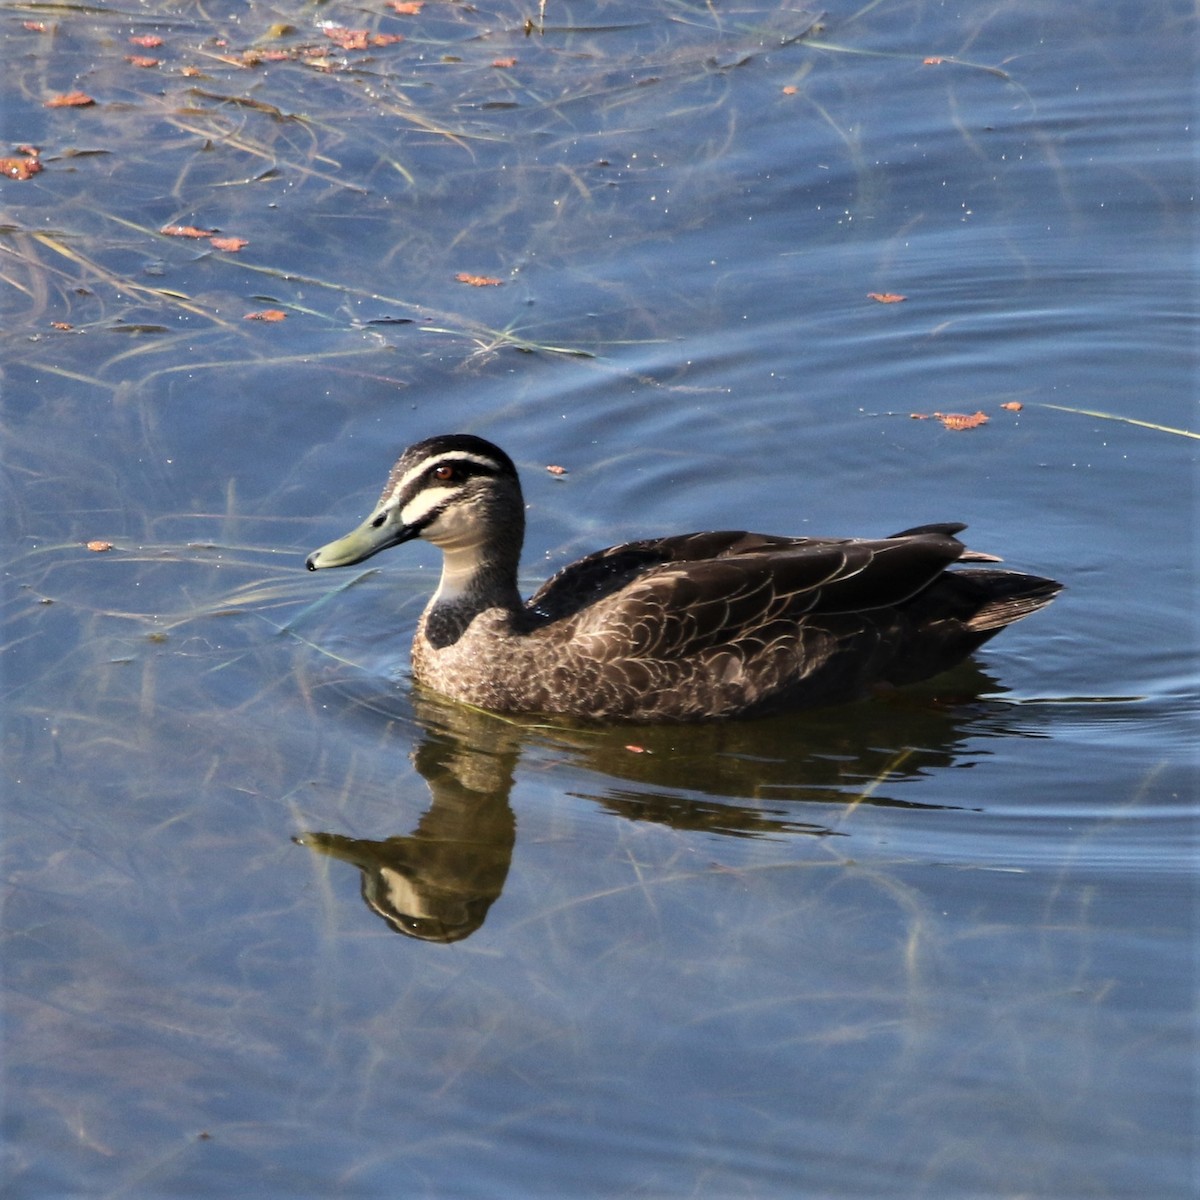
[[306, 434, 1061, 722]]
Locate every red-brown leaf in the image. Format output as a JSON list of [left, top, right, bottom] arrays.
[[45, 91, 95, 108], [323, 27, 370, 51], [937, 411, 989, 430], [1, 155, 42, 180]]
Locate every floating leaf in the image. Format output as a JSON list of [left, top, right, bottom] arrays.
[[45, 91, 95, 108], [130, 35, 164, 48], [86, 540, 113, 552], [23, 21, 47, 32], [1, 154, 42, 180], [923, 56, 946, 65], [50, 321, 73, 330], [125, 55, 160, 67], [209, 235, 248, 252], [868, 292, 906, 303], [389, 1, 424, 12], [492, 57, 518, 68], [161, 223, 214, 238], [545, 464, 567, 475], [782, 84, 798, 95], [1000, 401, 1023, 411], [938, 411, 989, 430], [456, 273, 503, 286], [909, 410, 990, 429], [245, 309, 287, 321], [323, 27, 370, 51]]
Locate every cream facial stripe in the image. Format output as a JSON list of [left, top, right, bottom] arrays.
[[380, 450, 500, 511], [399, 486, 458, 529]]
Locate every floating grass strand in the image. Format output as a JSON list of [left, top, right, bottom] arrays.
[[1039, 403, 1200, 440]]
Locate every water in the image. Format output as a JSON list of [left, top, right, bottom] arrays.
[[2, 0, 1196, 1196]]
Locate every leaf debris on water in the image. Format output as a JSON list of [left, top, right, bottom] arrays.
[[245, 309, 287, 321], [45, 91, 96, 108], [867, 291, 906, 303], [1, 148, 42, 180], [456, 273, 503, 286], [908, 411, 990, 430]]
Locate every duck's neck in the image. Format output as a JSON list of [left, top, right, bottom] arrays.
[[422, 540, 523, 650]]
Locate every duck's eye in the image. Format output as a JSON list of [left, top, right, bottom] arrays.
[[433, 464, 458, 482]]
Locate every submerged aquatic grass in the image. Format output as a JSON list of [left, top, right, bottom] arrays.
[[3, 0, 1194, 1196]]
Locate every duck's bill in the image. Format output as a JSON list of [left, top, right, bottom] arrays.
[[306, 514, 419, 570]]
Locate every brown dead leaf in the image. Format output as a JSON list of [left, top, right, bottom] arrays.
[[1, 155, 42, 180], [867, 292, 907, 303], [492, 56, 517, 68], [937, 411, 989, 430], [244, 309, 287, 322], [923, 56, 946, 65], [456, 273, 503, 287], [373, 33, 404, 46], [545, 464, 567, 476], [50, 321, 73, 330], [161, 224, 215, 238], [130, 35, 164, 48], [209, 236, 248, 252], [45, 91, 95, 108], [23, 21, 47, 32], [86, 541, 113, 553], [323, 27, 370, 51], [1000, 401, 1023, 412], [125, 55, 160, 67], [389, 0, 424, 12]]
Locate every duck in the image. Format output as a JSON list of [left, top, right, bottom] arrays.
[[306, 433, 1061, 722]]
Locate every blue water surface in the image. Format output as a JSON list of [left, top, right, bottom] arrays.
[[2, 0, 1196, 1196]]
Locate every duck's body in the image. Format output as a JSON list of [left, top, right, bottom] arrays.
[[306, 434, 1060, 723]]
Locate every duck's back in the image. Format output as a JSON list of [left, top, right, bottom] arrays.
[[471, 525, 1058, 721]]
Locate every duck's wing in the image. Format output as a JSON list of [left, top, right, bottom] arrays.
[[565, 529, 974, 659], [527, 531, 775, 622]]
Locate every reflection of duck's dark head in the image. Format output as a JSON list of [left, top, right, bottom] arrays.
[[295, 832, 495, 944], [307, 433, 1061, 722]]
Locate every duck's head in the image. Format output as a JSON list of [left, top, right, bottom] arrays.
[[305, 433, 524, 573]]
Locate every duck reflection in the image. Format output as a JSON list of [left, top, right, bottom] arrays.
[[297, 664, 1023, 941], [297, 726, 517, 943]]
